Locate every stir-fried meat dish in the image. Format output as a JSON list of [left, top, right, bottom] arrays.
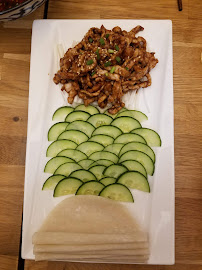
[[53, 25, 158, 114]]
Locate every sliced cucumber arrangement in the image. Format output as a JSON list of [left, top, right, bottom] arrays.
[[44, 105, 161, 202], [48, 122, 69, 141], [119, 142, 155, 162], [104, 143, 124, 156], [70, 169, 96, 182], [76, 181, 105, 196], [66, 120, 95, 137], [89, 134, 114, 146], [89, 151, 118, 163], [117, 171, 150, 192], [76, 141, 104, 156], [92, 125, 122, 139], [92, 159, 114, 167], [75, 104, 99, 115], [54, 162, 82, 176], [121, 160, 147, 178], [87, 114, 113, 127], [65, 111, 90, 122], [104, 164, 128, 178], [119, 150, 154, 176], [44, 156, 74, 174], [52, 106, 74, 121], [100, 177, 116, 186], [57, 149, 87, 162], [57, 130, 88, 144], [114, 133, 147, 144], [54, 177, 83, 197], [111, 116, 141, 133], [99, 183, 134, 203], [46, 140, 77, 157], [89, 165, 106, 180], [42, 175, 66, 190], [131, 128, 161, 147], [78, 159, 95, 169], [116, 110, 148, 123]]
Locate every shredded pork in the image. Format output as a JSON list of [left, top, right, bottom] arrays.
[[53, 25, 158, 114]]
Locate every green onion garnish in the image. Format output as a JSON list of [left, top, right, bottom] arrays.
[[105, 34, 109, 38], [115, 45, 119, 51], [89, 38, 93, 43], [87, 59, 94, 65], [104, 61, 112, 67], [95, 48, 100, 60], [125, 67, 129, 71], [108, 49, 114, 54], [105, 72, 109, 76], [100, 38, 105, 45], [116, 56, 121, 63], [91, 71, 96, 76], [110, 66, 115, 74]]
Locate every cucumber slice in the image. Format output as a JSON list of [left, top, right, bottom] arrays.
[[104, 109, 116, 118], [119, 150, 154, 176], [119, 142, 155, 162], [92, 159, 114, 167], [89, 165, 106, 180], [89, 151, 118, 163], [52, 106, 74, 121], [54, 177, 83, 197], [121, 160, 147, 178], [92, 125, 122, 139], [57, 149, 87, 162], [104, 107, 127, 118], [44, 156, 74, 174], [75, 104, 99, 115], [48, 122, 69, 141], [99, 183, 134, 203], [54, 162, 82, 176], [76, 141, 104, 156], [46, 140, 77, 157], [100, 177, 116, 186], [104, 164, 128, 178], [117, 171, 150, 192], [116, 110, 148, 123], [58, 130, 88, 144], [105, 143, 124, 156], [114, 133, 146, 144], [89, 134, 114, 147], [87, 114, 113, 127], [65, 111, 90, 122], [70, 169, 96, 182], [78, 159, 95, 169], [76, 181, 105, 196], [66, 120, 95, 138], [131, 128, 161, 147], [111, 116, 141, 133], [42, 175, 66, 190]]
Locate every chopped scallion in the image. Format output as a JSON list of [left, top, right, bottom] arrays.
[[91, 71, 96, 76], [104, 61, 112, 67], [125, 67, 129, 71], [110, 66, 115, 73], [115, 45, 119, 51], [115, 56, 121, 63], [87, 59, 94, 65], [100, 38, 105, 45], [108, 49, 114, 54], [95, 48, 100, 60], [105, 34, 109, 38], [89, 38, 93, 43], [105, 72, 109, 76]]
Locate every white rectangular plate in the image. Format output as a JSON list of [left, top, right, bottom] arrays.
[[22, 20, 174, 264]]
